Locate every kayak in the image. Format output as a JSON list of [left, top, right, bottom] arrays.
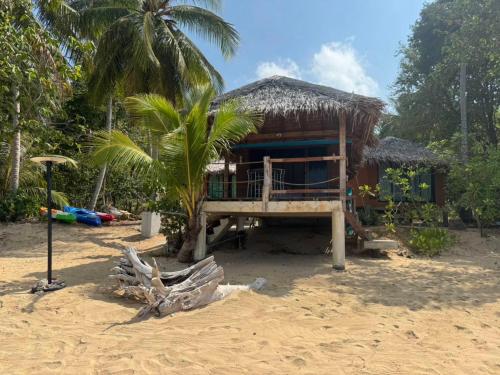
[[63, 206, 102, 226], [96, 212, 115, 222], [40, 207, 77, 224]]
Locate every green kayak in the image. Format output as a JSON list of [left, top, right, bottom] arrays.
[[41, 207, 77, 223]]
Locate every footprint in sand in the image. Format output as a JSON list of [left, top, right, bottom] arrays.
[[44, 361, 62, 369], [406, 330, 419, 339], [286, 356, 307, 368]]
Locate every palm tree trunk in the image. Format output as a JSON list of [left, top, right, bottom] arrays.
[[89, 96, 113, 210], [10, 84, 21, 193], [177, 202, 202, 263], [177, 215, 200, 263]]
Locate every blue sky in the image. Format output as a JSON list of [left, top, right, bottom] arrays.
[[192, 0, 427, 102]]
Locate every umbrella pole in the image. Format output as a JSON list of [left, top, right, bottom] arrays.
[[47, 161, 53, 283]]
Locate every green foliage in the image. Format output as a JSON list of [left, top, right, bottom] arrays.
[[0, 192, 42, 222], [448, 147, 500, 236], [391, 0, 500, 147], [0, 0, 76, 124], [357, 184, 381, 226], [409, 227, 454, 257], [380, 166, 434, 230]]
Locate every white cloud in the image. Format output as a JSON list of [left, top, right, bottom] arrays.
[[256, 58, 301, 80], [253, 41, 379, 96], [311, 42, 378, 96]]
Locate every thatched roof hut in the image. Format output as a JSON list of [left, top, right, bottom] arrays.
[[363, 137, 448, 168], [211, 75, 385, 173]]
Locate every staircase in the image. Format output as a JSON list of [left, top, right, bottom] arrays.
[[207, 217, 236, 244], [344, 210, 372, 240]]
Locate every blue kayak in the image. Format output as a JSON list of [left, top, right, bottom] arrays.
[[63, 206, 102, 226]]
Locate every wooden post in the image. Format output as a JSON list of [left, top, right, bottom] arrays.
[[332, 207, 345, 271], [223, 157, 229, 199], [236, 216, 246, 231], [193, 211, 207, 261], [262, 156, 271, 212], [339, 113, 347, 209]]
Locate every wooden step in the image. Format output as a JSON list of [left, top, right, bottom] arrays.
[[364, 239, 398, 250]]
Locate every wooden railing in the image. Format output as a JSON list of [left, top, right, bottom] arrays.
[[256, 154, 346, 210]]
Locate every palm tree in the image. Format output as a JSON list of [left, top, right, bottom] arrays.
[[92, 87, 261, 262], [78, 0, 239, 209]]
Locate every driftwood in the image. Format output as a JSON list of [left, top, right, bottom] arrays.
[[110, 247, 266, 317]]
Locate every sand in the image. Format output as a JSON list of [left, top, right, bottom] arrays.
[[0, 221, 499, 374]]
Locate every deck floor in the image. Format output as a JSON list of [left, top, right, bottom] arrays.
[[202, 200, 342, 217]]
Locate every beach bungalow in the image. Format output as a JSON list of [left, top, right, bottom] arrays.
[[199, 76, 385, 269], [351, 137, 448, 210]]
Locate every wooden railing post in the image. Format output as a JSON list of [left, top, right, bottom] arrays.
[[339, 113, 347, 209], [262, 156, 271, 211], [223, 157, 229, 199]]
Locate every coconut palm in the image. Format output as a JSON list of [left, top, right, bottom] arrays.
[[79, 0, 238, 104], [92, 87, 261, 262], [77, 0, 239, 209]]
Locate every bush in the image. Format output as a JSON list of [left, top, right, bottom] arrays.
[[358, 207, 380, 226], [409, 227, 453, 256], [0, 193, 42, 222]]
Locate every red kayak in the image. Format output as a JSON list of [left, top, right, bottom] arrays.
[[96, 212, 115, 222]]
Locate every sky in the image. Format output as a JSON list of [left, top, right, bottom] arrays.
[[191, 0, 427, 102]]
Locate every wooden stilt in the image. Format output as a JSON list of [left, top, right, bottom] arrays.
[[236, 216, 246, 231], [193, 211, 207, 261], [339, 113, 347, 210], [332, 207, 345, 271]]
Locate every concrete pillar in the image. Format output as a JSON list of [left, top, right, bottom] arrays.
[[141, 211, 161, 238], [193, 211, 207, 261], [332, 208, 345, 271]]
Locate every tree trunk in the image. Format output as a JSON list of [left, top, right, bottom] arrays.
[[89, 96, 113, 210], [177, 212, 201, 263], [10, 84, 21, 193]]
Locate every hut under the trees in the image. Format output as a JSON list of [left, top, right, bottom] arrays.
[[351, 137, 448, 209], [200, 76, 385, 269]]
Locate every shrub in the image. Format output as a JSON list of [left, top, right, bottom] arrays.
[[0, 192, 42, 222], [409, 227, 453, 256]]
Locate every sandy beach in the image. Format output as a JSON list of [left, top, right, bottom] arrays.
[[0, 222, 499, 374]]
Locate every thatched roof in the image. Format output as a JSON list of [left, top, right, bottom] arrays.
[[211, 76, 385, 175], [211, 75, 385, 117], [363, 137, 448, 168]]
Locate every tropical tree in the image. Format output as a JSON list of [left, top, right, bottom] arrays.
[[92, 87, 261, 262], [392, 0, 500, 147], [0, 0, 74, 195], [77, 0, 239, 210]]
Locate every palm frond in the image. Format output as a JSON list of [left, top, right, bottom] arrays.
[[208, 100, 261, 153], [124, 94, 181, 134], [173, 30, 224, 92], [91, 130, 157, 176], [170, 5, 239, 59]]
